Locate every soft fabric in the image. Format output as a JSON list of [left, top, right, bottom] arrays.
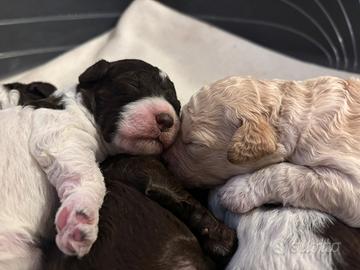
[[1, 0, 357, 105]]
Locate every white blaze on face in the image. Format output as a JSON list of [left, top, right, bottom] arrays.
[[113, 96, 180, 155], [159, 70, 168, 81]]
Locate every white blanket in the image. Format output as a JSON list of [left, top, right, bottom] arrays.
[[2, 0, 357, 104]]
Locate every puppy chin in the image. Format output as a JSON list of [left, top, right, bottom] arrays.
[[164, 146, 224, 188], [132, 139, 164, 155], [163, 149, 194, 183], [159, 127, 179, 149], [113, 137, 163, 155], [112, 120, 179, 155]]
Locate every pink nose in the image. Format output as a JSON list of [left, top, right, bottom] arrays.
[[156, 113, 174, 131]]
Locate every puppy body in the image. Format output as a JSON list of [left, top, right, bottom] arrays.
[[208, 191, 355, 270], [165, 76, 360, 269], [0, 87, 106, 270], [43, 155, 238, 270], [44, 171, 213, 270], [166, 76, 360, 227]]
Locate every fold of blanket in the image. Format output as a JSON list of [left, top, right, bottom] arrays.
[[1, 0, 357, 103]]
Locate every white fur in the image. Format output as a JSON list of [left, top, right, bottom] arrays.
[[209, 190, 339, 270], [0, 84, 180, 269], [0, 85, 20, 109], [114, 96, 179, 155], [159, 70, 168, 81], [0, 86, 108, 269]]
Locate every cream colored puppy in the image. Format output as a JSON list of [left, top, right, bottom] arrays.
[[165, 76, 360, 227]]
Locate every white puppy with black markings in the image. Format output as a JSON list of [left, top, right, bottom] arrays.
[[0, 59, 181, 270]]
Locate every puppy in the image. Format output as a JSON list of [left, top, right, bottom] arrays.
[[164, 76, 360, 269], [43, 155, 237, 270], [165, 76, 360, 227], [0, 59, 180, 269]]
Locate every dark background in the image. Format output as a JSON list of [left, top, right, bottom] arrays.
[[1, 0, 359, 78]]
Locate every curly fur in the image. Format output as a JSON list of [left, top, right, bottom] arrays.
[[165, 75, 360, 269], [166, 76, 360, 227]]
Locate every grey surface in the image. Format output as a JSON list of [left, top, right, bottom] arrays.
[[1, 0, 360, 79], [0, 0, 132, 78]]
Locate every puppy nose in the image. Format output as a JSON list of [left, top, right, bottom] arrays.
[[156, 113, 174, 131]]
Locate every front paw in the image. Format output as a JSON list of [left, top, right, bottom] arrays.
[[201, 222, 237, 260], [218, 175, 264, 214], [55, 193, 100, 257]]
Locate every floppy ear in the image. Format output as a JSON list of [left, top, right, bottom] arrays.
[[77, 60, 110, 114], [227, 117, 277, 164], [27, 82, 57, 98], [5, 82, 56, 98], [79, 59, 110, 84]]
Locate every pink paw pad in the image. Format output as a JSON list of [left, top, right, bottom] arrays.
[[55, 199, 99, 258]]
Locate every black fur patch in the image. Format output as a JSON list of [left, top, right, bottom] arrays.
[[77, 59, 181, 143], [317, 219, 360, 270], [4, 82, 64, 109]]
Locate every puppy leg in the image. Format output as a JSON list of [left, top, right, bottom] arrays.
[[101, 156, 237, 262], [30, 129, 106, 257], [218, 162, 360, 227], [53, 176, 104, 258]]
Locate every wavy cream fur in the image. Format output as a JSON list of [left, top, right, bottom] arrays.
[[167, 76, 360, 227]]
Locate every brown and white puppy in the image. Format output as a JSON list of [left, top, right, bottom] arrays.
[[164, 76, 360, 269], [165, 76, 360, 227], [43, 155, 237, 270]]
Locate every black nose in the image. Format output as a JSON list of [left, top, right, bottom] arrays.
[[156, 113, 174, 131]]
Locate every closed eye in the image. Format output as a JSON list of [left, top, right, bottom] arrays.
[[182, 139, 193, 145], [184, 141, 207, 148]]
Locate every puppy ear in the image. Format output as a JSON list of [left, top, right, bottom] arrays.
[[79, 59, 110, 84], [27, 82, 57, 98], [227, 117, 277, 164]]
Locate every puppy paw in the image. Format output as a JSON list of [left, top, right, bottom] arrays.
[[55, 193, 99, 257], [218, 175, 263, 214], [201, 222, 237, 260]]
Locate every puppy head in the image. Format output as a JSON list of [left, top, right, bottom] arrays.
[[78, 59, 181, 155], [164, 76, 279, 187]]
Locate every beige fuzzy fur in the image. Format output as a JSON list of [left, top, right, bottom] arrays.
[[165, 76, 360, 227]]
